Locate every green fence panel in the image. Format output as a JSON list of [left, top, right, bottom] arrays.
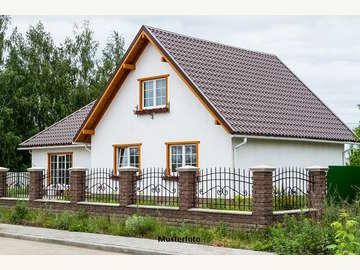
[[327, 166, 360, 202]]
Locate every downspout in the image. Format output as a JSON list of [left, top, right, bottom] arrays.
[[232, 137, 247, 168]]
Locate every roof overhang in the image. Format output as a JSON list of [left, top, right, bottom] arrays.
[[74, 26, 232, 143], [18, 143, 89, 151], [231, 134, 359, 145]]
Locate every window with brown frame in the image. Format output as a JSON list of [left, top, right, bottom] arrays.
[[137, 74, 169, 111], [113, 144, 141, 174], [165, 141, 199, 175]]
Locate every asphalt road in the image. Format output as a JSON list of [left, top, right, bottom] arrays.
[[0, 237, 123, 255]]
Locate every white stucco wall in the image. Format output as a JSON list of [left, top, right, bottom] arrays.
[[91, 42, 233, 169], [31, 146, 91, 169], [233, 137, 344, 169]]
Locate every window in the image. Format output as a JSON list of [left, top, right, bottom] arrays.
[[166, 141, 199, 174], [138, 75, 169, 110], [113, 144, 141, 174], [48, 153, 72, 185]]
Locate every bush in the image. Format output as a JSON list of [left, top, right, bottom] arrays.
[[125, 214, 157, 236], [327, 210, 360, 254], [267, 213, 335, 254], [10, 202, 29, 224]]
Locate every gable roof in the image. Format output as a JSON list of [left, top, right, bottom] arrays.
[[74, 25, 355, 143], [19, 101, 95, 149]]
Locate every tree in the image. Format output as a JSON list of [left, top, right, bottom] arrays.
[[349, 104, 360, 166], [0, 17, 126, 170]]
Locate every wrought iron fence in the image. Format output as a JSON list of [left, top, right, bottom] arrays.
[[85, 168, 119, 204], [136, 168, 178, 207], [6, 172, 30, 198], [272, 167, 312, 211], [42, 170, 70, 201], [196, 168, 252, 211]]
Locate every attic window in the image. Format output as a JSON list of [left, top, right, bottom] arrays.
[[138, 74, 169, 111]]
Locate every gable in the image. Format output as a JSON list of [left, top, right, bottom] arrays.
[[74, 26, 230, 143]]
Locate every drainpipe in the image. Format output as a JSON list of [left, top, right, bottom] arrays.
[[232, 137, 247, 168]]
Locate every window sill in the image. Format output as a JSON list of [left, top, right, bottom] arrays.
[[134, 107, 169, 115]]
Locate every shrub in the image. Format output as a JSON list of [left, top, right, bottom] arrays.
[[125, 214, 157, 236], [10, 202, 29, 224], [267, 213, 335, 254], [327, 210, 360, 254]]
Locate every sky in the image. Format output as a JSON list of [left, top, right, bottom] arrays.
[[10, 15, 360, 130]]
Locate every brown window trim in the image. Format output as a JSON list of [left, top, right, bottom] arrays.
[[47, 152, 73, 186], [138, 74, 169, 111], [113, 143, 142, 175], [165, 141, 199, 176]]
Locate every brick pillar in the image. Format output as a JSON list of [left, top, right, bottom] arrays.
[[118, 166, 138, 206], [0, 167, 9, 197], [251, 165, 275, 226], [306, 166, 328, 218], [28, 167, 44, 201], [70, 167, 87, 203], [177, 166, 198, 210]]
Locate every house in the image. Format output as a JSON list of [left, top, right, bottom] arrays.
[[18, 25, 355, 185]]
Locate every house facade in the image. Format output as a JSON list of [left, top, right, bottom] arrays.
[[19, 25, 355, 185]]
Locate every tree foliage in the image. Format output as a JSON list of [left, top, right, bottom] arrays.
[[0, 17, 125, 170], [349, 104, 360, 166]]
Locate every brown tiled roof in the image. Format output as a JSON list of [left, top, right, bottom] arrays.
[[21, 26, 355, 148], [19, 101, 95, 148], [145, 26, 355, 142]]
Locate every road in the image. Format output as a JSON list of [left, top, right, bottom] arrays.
[[0, 237, 123, 255]]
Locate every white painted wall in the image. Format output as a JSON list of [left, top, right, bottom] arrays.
[[91, 43, 233, 169], [31, 146, 91, 169], [233, 137, 344, 169]]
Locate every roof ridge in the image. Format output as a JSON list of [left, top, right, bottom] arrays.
[[20, 101, 96, 146], [144, 25, 276, 57]]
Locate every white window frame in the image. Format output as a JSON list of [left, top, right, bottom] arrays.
[[169, 144, 197, 173], [142, 78, 166, 109], [116, 146, 139, 169]]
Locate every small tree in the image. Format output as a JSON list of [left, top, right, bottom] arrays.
[[349, 104, 360, 166]]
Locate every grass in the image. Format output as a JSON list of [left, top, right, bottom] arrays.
[[6, 187, 29, 198], [2, 195, 360, 254], [0, 202, 266, 251]]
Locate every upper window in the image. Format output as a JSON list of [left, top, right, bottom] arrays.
[[113, 144, 141, 174], [166, 141, 199, 174], [138, 75, 169, 110]]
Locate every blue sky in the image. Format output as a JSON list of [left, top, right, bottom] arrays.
[[11, 15, 360, 130]]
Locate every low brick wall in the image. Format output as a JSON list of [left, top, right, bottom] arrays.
[[0, 198, 316, 230]]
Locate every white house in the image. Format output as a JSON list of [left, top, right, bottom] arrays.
[[18, 25, 355, 186]]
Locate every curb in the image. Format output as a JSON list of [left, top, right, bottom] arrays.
[[0, 232, 173, 255]]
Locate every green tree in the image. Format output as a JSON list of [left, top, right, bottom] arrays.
[[349, 104, 360, 166], [0, 17, 125, 170]]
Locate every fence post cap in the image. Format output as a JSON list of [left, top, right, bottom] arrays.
[[118, 166, 138, 172], [27, 167, 44, 172], [249, 165, 276, 172], [177, 166, 199, 172], [0, 167, 9, 172], [69, 167, 88, 172], [305, 165, 328, 172]]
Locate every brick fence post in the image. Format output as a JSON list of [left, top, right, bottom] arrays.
[[118, 166, 138, 206], [306, 166, 328, 218], [28, 167, 44, 201], [250, 165, 275, 226], [70, 167, 87, 204], [177, 166, 198, 210], [0, 167, 9, 197]]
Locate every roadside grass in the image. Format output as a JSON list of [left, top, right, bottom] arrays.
[[2, 195, 360, 254]]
